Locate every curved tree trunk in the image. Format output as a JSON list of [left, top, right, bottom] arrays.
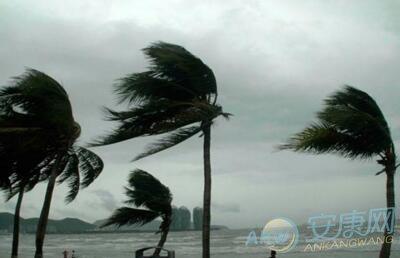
[[153, 229, 169, 257], [34, 156, 61, 258], [379, 151, 396, 258], [202, 125, 211, 258], [11, 188, 24, 258]]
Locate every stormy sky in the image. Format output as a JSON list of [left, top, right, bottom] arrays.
[[1, 0, 400, 229]]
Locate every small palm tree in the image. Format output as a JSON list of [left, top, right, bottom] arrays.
[[92, 42, 230, 258], [0, 69, 104, 258], [280, 86, 397, 258], [102, 169, 172, 257]]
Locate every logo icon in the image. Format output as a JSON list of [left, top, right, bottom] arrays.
[[261, 218, 299, 253]]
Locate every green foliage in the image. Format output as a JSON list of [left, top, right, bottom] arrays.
[[57, 146, 104, 203], [101, 207, 159, 228], [0, 69, 74, 136], [91, 42, 230, 160], [102, 170, 172, 234], [0, 69, 103, 204], [0, 69, 76, 191], [115, 42, 217, 105], [281, 86, 393, 159]]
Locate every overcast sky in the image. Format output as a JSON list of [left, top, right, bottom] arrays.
[[1, 0, 400, 229]]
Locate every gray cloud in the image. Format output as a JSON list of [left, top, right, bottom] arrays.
[[212, 202, 240, 213], [91, 190, 118, 212], [0, 0, 399, 228]]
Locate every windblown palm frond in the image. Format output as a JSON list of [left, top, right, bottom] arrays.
[[101, 207, 159, 228], [91, 97, 223, 148], [133, 125, 203, 161], [280, 86, 393, 159], [115, 42, 217, 105], [0, 69, 74, 134], [0, 69, 77, 188], [125, 170, 172, 213], [102, 170, 172, 229], [57, 146, 104, 203], [90, 41, 229, 157]]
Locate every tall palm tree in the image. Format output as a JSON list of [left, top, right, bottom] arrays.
[[92, 41, 230, 258], [102, 169, 172, 256], [0, 69, 104, 258], [280, 86, 397, 258]]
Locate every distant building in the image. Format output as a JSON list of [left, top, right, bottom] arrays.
[[193, 207, 203, 230]]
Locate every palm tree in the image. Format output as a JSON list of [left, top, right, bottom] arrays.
[[0, 70, 70, 258], [34, 143, 104, 256], [280, 86, 397, 258], [0, 69, 104, 258], [102, 169, 172, 256], [2, 152, 52, 258], [92, 41, 230, 258]]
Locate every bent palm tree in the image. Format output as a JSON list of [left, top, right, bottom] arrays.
[[102, 169, 172, 256], [280, 86, 397, 258], [0, 70, 69, 258], [92, 42, 230, 258], [0, 69, 104, 258]]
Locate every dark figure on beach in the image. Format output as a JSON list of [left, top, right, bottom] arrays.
[[269, 250, 276, 258], [62, 249, 68, 258], [71, 250, 76, 258]]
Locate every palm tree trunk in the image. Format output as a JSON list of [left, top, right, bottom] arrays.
[[11, 188, 24, 258], [153, 229, 169, 257], [34, 156, 61, 258], [202, 124, 211, 258], [379, 153, 396, 258]]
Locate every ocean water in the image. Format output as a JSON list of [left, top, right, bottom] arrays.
[[0, 229, 399, 258]]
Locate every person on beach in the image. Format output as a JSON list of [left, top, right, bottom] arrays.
[[62, 249, 68, 258], [269, 250, 276, 258], [71, 250, 76, 258]]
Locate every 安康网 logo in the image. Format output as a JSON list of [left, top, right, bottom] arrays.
[[246, 218, 299, 253]]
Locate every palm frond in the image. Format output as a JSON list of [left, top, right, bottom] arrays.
[[123, 170, 172, 215], [0, 69, 74, 133], [280, 122, 377, 158], [101, 207, 159, 228], [281, 86, 392, 159], [90, 101, 219, 147], [325, 86, 389, 128], [74, 147, 103, 187], [114, 72, 197, 104], [54, 153, 78, 203], [143, 42, 217, 97], [133, 125, 202, 161], [113, 41, 217, 106], [317, 106, 391, 153]]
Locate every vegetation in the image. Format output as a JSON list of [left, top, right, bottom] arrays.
[[0, 69, 104, 258], [91, 41, 230, 258], [102, 169, 172, 256], [280, 86, 397, 258]]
